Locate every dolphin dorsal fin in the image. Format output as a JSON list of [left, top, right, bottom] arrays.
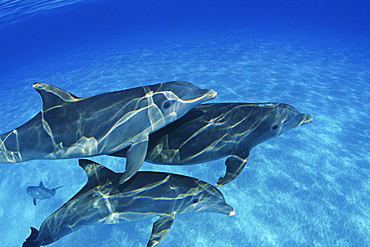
[[78, 159, 120, 189], [39, 181, 44, 188], [32, 82, 80, 111]]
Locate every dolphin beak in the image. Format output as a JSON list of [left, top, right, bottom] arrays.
[[181, 88, 217, 103], [203, 89, 217, 101], [298, 114, 313, 126], [210, 203, 235, 215]]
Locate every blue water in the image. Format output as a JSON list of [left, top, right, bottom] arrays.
[[1, 0, 370, 246]]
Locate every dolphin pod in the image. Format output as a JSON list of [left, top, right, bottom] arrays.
[[110, 102, 313, 186], [8, 80, 313, 246], [22, 159, 234, 247], [0, 81, 217, 183]]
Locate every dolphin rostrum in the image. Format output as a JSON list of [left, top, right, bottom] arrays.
[[0, 81, 217, 183], [23, 159, 234, 247], [110, 102, 313, 186], [27, 181, 63, 206]]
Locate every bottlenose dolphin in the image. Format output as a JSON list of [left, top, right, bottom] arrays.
[[110, 103, 313, 186], [23, 159, 234, 247], [0, 81, 217, 183], [27, 181, 63, 206]]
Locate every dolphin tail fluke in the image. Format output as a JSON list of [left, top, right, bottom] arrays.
[[0, 130, 23, 163], [22, 227, 41, 247]]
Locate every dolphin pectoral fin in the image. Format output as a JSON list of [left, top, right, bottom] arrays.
[[216, 152, 249, 186], [33, 198, 37, 206], [147, 213, 176, 247], [119, 138, 149, 184]]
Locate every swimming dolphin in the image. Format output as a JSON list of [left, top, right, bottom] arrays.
[[0, 81, 217, 183], [23, 159, 234, 247], [110, 103, 313, 186], [27, 181, 63, 206]]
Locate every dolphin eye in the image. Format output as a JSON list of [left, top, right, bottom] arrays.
[[193, 199, 199, 203], [162, 101, 172, 109], [272, 125, 279, 130]]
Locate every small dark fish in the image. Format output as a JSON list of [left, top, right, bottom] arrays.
[[27, 181, 63, 206]]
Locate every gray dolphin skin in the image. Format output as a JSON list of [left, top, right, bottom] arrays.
[[110, 103, 313, 186], [27, 181, 63, 206], [0, 81, 217, 183], [23, 159, 234, 247]]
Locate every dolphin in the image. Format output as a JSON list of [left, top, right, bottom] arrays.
[[23, 159, 234, 247], [27, 181, 63, 206], [0, 81, 217, 183], [110, 102, 313, 186]]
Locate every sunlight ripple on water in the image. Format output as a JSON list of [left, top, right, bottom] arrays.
[[0, 0, 93, 25]]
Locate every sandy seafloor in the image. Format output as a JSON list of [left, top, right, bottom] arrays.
[[1, 1, 370, 246]]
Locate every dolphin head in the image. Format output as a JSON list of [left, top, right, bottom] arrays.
[[180, 180, 234, 216], [26, 187, 37, 198], [241, 103, 312, 147], [271, 103, 313, 135], [148, 81, 217, 125]]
